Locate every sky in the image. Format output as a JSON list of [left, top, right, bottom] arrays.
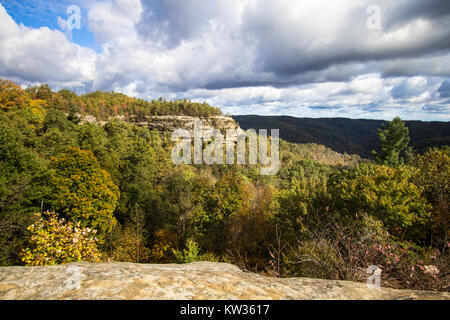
[[0, 0, 449, 121]]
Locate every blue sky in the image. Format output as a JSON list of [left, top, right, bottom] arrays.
[[0, 0, 449, 121], [0, 0, 100, 51]]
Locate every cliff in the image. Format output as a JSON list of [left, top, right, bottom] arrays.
[[0, 262, 448, 300], [80, 115, 240, 133]]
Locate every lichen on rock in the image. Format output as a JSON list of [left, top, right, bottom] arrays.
[[0, 262, 448, 300]]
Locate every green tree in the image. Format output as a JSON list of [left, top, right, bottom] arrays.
[[48, 147, 120, 238], [328, 163, 431, 240], [67, 102, 80, 124], [173, 238, 202, 264], [277, 176, 329, 240], [194, 173, 246, 253], [0, 115, 51, 265], [411, 147, 449, 245], [373, 117, 410, 166]]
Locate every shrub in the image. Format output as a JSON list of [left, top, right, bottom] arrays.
[[20, 211, 101, 266], [284, 213, 448, 291], [173, 238, 202, 264], [150, 229, 177, 263], [108, 225, 150, 263]]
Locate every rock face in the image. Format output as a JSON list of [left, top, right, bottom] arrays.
[[80, 115, 241, 134], [0, 262, 448, 300]]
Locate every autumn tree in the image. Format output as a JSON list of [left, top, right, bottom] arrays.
[[48, 147, 120, 238], [21, 211, 101, 265], [0, 79, 27, 110]]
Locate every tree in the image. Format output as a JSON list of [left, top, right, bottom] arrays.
[[277, 176, 329, 240], [108, 224, 150, 263], [173, 238, 202, 264], [373, 117, 410, 166], [20, 211, 101, 266], [36, 84, 53, 101], [194, 173, 246, 253], [48, 147, 120, 238], [0, 79, 27, 110], [67, 102, 81, 124], [328, 163, 431, 240], [411, 147, 449, 245]]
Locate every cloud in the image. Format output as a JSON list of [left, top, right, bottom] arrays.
[[87, 0, 143, 44], [386, 0, 450, 28], [0, 0, 449, 121], [381, 53, 450, 78], [243, 0, 450, 77], [0, 3, 95, 89], [391, 77, 428, 99], [438, 80, 450, 98], [57, 15, 73, 40]]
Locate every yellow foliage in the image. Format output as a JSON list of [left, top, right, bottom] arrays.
[[20, 211, 101, 266], [109, 226, 150, 263], [28, 99, 47, 123], [150, 229, 177, 262], [49, 147, 120, 238], [0, 79, 27, 110]]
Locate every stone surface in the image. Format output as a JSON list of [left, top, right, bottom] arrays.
[[0, 262, 448, 300]]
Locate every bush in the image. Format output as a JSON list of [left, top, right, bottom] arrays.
[[20, 211, 101, 265], [107, 225, 150, 263], [150, 229, 177, 263], [284, 213, 448, 291], [173, 238, 202, 264]]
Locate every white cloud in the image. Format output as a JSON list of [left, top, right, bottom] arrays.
[[87, 0, 143, 44], [0, 0, 449, 120], [0, 4, 96, 89]]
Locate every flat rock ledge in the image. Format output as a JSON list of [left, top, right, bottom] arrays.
[[0, 262, 448, 300]]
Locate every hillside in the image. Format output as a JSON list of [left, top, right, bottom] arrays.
[[233, 115, 450, 158], [1, 262, 448, 300], [1, 79, 448, 293]]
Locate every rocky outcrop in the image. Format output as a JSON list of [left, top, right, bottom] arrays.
[[135, 115, 239, 132], [0, 262, 448, 300], [80, 115, 240, 134]]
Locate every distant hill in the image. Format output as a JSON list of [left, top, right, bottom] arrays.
[[233, 115, 450, 158]]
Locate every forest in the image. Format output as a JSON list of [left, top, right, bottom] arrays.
[[234, 115, 450, 158], [0, 78, 448, 292]]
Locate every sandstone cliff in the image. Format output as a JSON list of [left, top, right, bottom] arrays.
[[80, 115, 240, 133], [0, 262, 448, 300]]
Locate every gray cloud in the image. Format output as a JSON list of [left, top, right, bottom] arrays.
[[0, 0, 449, 121], [136, 0, 222, 48], [438, 81, 450, 98], [386, 0, 450, 28], [242, 0, 450, 78]]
